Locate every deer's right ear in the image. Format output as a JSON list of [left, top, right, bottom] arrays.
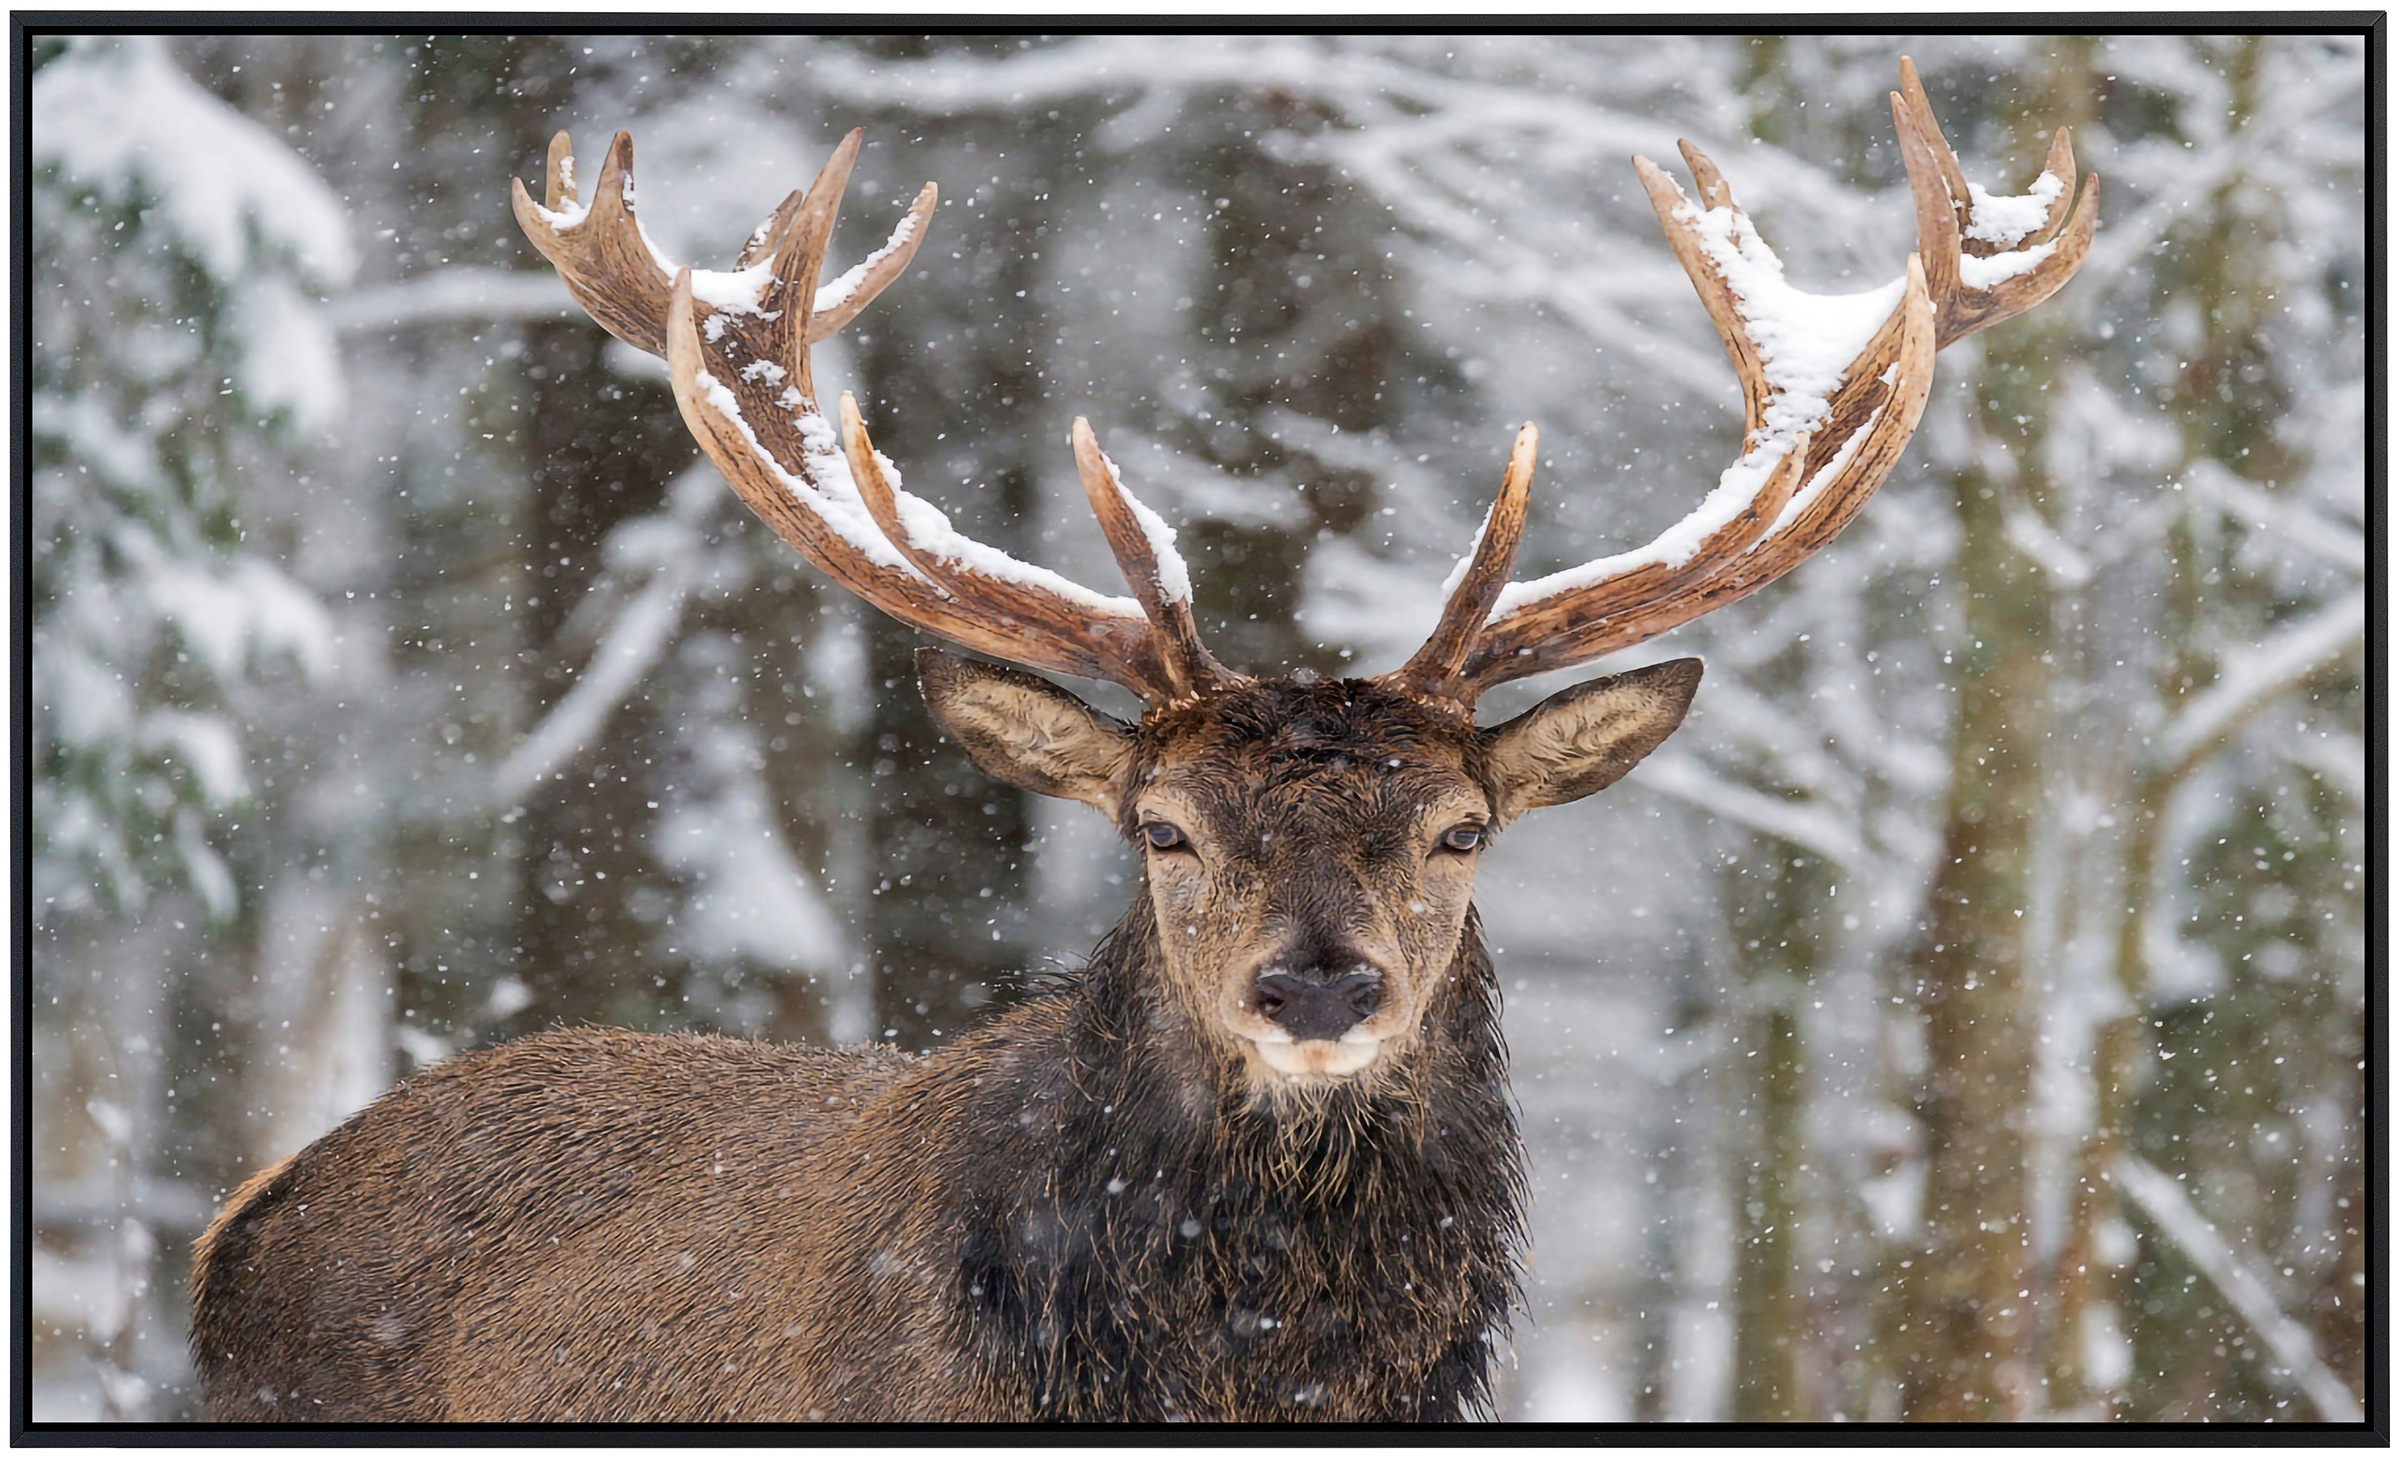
[[917, 648, 1134, 814], [1479, 657, 1702, 823]]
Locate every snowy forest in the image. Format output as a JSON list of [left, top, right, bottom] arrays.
[[28, 32, 2368, 1423]]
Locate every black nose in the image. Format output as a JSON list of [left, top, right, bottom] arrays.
[[1253, 968, 1382, 1042]]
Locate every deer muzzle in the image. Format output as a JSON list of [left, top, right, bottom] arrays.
[[1253, 968, 1382, 1042]]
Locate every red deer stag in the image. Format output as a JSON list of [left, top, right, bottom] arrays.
[[190, 61, 2091, 1422]]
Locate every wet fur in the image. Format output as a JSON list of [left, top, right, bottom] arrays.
[[191, 678, 1533, 1423]]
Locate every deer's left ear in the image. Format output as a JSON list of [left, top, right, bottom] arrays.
[[1480, 658, 1701, 823], [917, 647, 1134, 814]]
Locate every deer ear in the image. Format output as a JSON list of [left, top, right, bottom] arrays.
[[917, 647, 1134, 814], [1480, 658, 1701, 822]]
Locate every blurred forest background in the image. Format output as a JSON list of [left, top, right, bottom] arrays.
[[28, 31, 2368, 1422]]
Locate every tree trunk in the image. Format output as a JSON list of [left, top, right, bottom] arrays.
[[1729, 850, 1828, 1420]]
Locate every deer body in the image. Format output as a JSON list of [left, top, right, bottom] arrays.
[[195, 681, 1524, 1423], [191, 64, 2091, 1423]]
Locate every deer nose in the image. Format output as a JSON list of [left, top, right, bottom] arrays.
[[1253, 968, 1382, 1042]]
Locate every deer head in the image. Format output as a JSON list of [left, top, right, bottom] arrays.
[[512, 60, 2093, 1093]]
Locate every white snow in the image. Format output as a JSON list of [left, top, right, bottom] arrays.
[[1088, 442, 1194, 604], [327, 267, 584, 332], [1487, 451, 1777, 618], [530, 156, 925, 328], [142, 711, 247, 809], [493, 561, 691, 806], [691, 371, 915, 575], [229, 275, 347, 430], [688, 265, 775, 315], [41, 646, 133, 752], [20, 36, 2371, 1430], [2001, 501, 2095, 587], [1490, 404, 1883, 623], [2185, 458, 2367, 575], [134, 551, 337, 685], [172, 807, 236, 919], [1958, 239, 2059, 289], [1964, 170, 2064, 247], [816, 207, 925, 315], [1680, 197, 1906, 443], [526, 156, 679, 278], [654, 645, 846, 972], [2080, 1301, 2135, 1394], [2155, 589, 2366, 770], [693, 266, 785, 343], [33, 38, 355, 286], [2115, 1156, 2364, 1422], [878, 443, 1146, 615], [541, 189, 591, 227], [484, 976, 536, 1021], [1638, 749, 1867, 874], [1433, 500, 1496, 609], [693, 371, 1144, 618]]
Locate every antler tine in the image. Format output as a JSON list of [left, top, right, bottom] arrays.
[[768, 126, 859, 365], [522, 129, 1217, 704], [1636, 150, 1773, 438], [542, 131, 577, 212], [835, 395, 1189, 700], [810, 181, 939, 342], [659, 270, 1128, 681], [1383, 424, 1538, 703], [1451, 429, 1821, 694], [1072, 420, 1231, 702], [734, 187, 806, 270], [511, 131, 674, 356], [1895, 54, 2099, 348]]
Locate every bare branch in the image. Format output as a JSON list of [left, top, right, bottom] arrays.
[[491, 465, 720, 807], [2155, 590, 2365, 776], [2185, 460, 2367, 578], [326, 268, 583, 333], [1636, 750, 1867, 876], [2114, 1156, 2363, 1422]]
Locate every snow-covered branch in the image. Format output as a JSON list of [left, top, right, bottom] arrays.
[[2155, 590, 2365, 776], [2002, 504, 2095, 588], [327, 268, 581, 333], [1637, 751, 1867, 876], [2114, 1156, 2363, 1422], [2184, 460, 2367, 578], [491, 465, 724, 807], [2279, 728, 2366, 804], [491, 569, 688, 808]]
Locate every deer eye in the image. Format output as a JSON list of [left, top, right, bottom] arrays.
[[1439, 824, 1485, 854], [1142, 822, 1189, 852]]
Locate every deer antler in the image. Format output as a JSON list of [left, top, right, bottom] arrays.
[[1387, 58, 2095, 705], [512, 129, 1236, 706], [519, 62, 2089, 717]]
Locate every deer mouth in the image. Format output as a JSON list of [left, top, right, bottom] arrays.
[[1245, 1027, 1384, 1080]]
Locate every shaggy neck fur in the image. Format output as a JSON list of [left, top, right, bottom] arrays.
[[951, 897, 1526, 1421]]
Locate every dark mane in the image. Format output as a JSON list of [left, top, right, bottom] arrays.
[[951, 900, 1524, 1421]]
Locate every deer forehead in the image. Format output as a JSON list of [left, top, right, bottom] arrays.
[[1136, 679, 1478, 771], [1148, 772, 1481, 843], [1129, 681, 1488, 847]]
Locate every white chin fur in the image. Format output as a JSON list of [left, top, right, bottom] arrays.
[[1253, 1036, 1382, 1078]]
